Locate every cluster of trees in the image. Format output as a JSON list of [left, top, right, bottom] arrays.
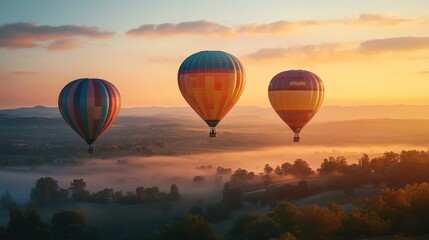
[[229, 159, 314, 190], [226, 182, 429, 240], [153, 182, 429, 239], [26, 177, 180, 206], [228, 150, 429, 204], [0, 204, 99, 240], [189, 183, 243, 223], [265, 180, 322, 204]]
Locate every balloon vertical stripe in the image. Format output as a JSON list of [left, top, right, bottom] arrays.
[[59, 78, 121, 147]]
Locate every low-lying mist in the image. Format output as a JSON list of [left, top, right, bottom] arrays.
[[1, 144, 427, 203]]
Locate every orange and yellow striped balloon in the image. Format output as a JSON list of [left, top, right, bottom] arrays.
[[178, 50, 245, 137], [268, 70, 324, 142]]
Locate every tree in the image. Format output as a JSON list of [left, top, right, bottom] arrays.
[[69, 179, 90, 201], [7, 203, 53, 240], [228, 213, 280, 240], [281, 162, 292, 175], [268, 201, 298, 234], [222, 183, 242, 208], [205, 202, 231, 223], [231, 168, 256, 186], [297, 204, 342, 240], [52, 210, 99, 240], [0, 190, 16, 208], [156, 214, 218, 240], [318, 156, 348, 175], [30, 177, 69, 205], [90, 188, 113, 203], [289, 159, 314, 178], [170, 184, 180, 201], [341, 208, 387, 238], [0, 227, 14, 240], [264, 164, 274, 176]]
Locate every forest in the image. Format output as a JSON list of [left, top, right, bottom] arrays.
[[1, 150, 429, 239]]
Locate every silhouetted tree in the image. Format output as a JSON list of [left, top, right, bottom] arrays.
[[0, 227, 14, 240], [264, 164, 274, 176], [231, 168, 256, 186], [90, 188, 113, 203], [222, 182, 242, 208], [228, 213, 280, 240], [30, 177, 68, 205], [289, 159, 314, 178], [216, 166, 232, 176], [170, 184, 180, 201], [156, 214, 218, 240], [69, 179, 89, 201], [205, 202, 231, 223], [341, 208, 387, 238], [0, 190, 16, 208], [7, 203, 53, 240], [297, 204, 342, 240], [269, 201, 299, 234], [318, 156, 348, 175], [52, 210, 99, 240]]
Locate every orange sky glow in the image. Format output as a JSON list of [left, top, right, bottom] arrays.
[[1, 1, 429, 109]]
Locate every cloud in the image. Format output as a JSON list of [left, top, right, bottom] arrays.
[[0, 22, 114, 50], [127, 13, 425, 38], [246, 43, 356, 62], [358, 37, 429, 53], [417, 71, 429, 75], [127, 20, 234, 38], [246, 36, 429, 62], [345, 13, 413, 26], [11, 71, 38, 75], [238, 20, 328, 35]]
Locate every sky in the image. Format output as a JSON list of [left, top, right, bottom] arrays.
[[1, 0, 429, 108]]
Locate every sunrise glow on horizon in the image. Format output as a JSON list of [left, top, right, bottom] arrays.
[[1, 0, 429, 109]]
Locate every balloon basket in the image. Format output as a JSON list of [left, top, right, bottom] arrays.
[[88, 145, 95, 154], [209, 127, 217, 138]]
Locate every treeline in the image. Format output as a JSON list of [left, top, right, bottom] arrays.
[[227, 150, 429, 199], [1, 177, 180, 207], [226, 182, 429, 240], [152, 182, 429, 240], [0, 204, 99, 240]]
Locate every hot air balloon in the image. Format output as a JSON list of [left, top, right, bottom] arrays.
[[268, 70, 324, 142], [58, 78, 121, 153], [178, 50, 245, 137]]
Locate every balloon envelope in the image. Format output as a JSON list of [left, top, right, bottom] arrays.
[[268, 70, 324, 142], [178, 50, 245, 137], [58, 78, 121, 151]]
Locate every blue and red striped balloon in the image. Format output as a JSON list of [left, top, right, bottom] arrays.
[[58, 78, 121, 153]]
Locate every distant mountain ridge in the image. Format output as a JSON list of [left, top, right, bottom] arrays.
[[2, 105, 429, 122]]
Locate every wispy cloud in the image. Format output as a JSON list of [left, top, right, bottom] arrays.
[[127, 13, 425, 38], [246, 43, 356, 62], [127, 20, 234, 38], [246, 36, 429, 62], [344, 13, 414, 26], [0, 22, 114, 50], [238, 20, 328, 35], [11, 71, 38, 75], [417, 71, 429, 75], [358, 37, 429, 53]]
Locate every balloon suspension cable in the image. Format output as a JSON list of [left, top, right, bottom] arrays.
[[293, 133, 300, 143], [209, 127, 217, 138], [88, 145, 95, 154]]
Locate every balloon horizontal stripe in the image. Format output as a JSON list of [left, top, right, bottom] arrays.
[[178, 51, 245, 130], [178, 69, 239, 74], [268, 70, 324, 137]]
